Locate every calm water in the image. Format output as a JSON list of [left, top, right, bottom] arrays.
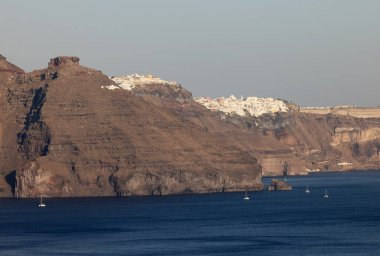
[[1, 171, 380, 256]]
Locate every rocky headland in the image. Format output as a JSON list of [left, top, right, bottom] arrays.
[[0, 56, 263, 197], [267, 179, 292, 191], [0, 55, 380, 197], [194, 95, 380, 176]]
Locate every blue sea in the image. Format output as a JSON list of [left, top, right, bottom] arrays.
[[1, 170, 380, 256]]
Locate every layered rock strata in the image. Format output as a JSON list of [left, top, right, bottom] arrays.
[[212, 108, 380, 175], [267, 179, 292, 191], [0, 56, 262, 197], [1, 54, 380, 197]]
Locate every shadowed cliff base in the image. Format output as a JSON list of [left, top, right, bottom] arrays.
[[5, 171, 16, 196]]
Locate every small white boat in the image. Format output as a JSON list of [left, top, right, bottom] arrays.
[[38, 196, 46, 207], [243, 190, 250, 200], [324, 189, 329, 198], [305, 184, 310, 194]]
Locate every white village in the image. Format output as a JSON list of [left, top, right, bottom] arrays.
[[103, 74, 289, 117], [103, 73, 177, 90], [194, 95, 288, 117]]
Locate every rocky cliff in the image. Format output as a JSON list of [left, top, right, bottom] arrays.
[[0, 55, 25, 85], [1, 55, 380, 197], [101, 75, 380, 176], [216, 110, 380, 176], [0, 56, 262, 197]]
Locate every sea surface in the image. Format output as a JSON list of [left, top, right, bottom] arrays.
[[1, 170, 380, 256]]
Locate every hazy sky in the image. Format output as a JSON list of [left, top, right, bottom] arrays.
[[1, 0, 379, 106]]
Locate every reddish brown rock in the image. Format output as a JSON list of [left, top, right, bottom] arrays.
[[0, 56, 263, 197], [221, 109, 380, 176], [48, 56, 80, 67], [1, 55, 380, 197], [267, 179, 292, 191], [0, 54, 24, 74], [0, 54, 25, 86]]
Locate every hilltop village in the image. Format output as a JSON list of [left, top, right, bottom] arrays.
[[194, 95, 288, 117], [104, 73, 177, 90], [103, 74, 289, 117]]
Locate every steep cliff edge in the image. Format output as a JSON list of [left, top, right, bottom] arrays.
[[0, 56, 262, 197], [193, 93, 380, 175], [0, 55, 24, 75], [211, 110, 380, 175], [2, 55, 379, 197], [0, 55, 25, 87]]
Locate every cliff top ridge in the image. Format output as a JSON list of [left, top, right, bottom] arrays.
[[48, 56, 80, 68], [0, 54, 24, 74]]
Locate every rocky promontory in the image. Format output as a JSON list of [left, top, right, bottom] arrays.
[[195, 96, 380, 176], [0, 55, 263, 197], [1, 54, 380, 198], [267, 179, 292, 191]]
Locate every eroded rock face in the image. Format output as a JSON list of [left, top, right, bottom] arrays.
[[220, 110, 380, 175], [0, 54, 25, 85], [17, 85, 51, 159], [15, 160, 73, 197], [267, 179, 292, 191], [0, 55, 24, 74], [110, 169, 263, 196], [0, 56, 263, 197], [48, 56, 80, 67], [131, 83, 192, 104], [2, 55, 380, 197]]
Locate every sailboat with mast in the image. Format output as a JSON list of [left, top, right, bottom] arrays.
[[243, 189, 250, 200], [38, 196, 46, 207], [324, 189, 329, 198], [305, 184, 310, 193]]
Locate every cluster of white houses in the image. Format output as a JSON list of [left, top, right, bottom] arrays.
[[102, 75, 288, 117], [102, 74, 177, 90], [194, 95, 288, 117]]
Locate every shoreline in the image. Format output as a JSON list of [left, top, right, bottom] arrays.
[[1, 169, 379, 199], [263, 168, 380, 179]]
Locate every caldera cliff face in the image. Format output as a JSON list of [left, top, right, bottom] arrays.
[[195, 97, 380, 175], [1, 55, 380, 197], [0, 56, 262, 197]]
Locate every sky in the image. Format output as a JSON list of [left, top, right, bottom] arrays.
[[1, 0, 379, 107]]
